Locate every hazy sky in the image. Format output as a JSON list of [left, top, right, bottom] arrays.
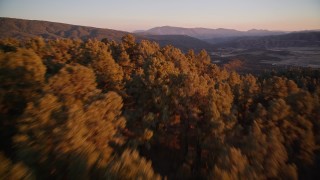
[[0, 0, 319, 31]]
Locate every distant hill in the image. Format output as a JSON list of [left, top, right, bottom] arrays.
[[144, 35, 214, 52], [136, 26, 286, 39], [5, 17, 317, 51], [209, 31, 320, 48], [0, 17, 214, 52], [0, 17, 131, 41]]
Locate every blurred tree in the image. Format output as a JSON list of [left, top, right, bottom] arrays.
[[106, 149, 161, 179], [0, 38, 20, 52], [90, 50, 124, 91], [0, 48, 46, 156], [47, 64, 100, 102], [263, 76, 299, 100], [14, 91, 126, 179], [0, 152, 34, 180], [0, 48, 46, 88], [211, 147, 257, 180]]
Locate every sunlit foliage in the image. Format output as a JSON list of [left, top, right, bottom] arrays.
[[0, 36, 319, 179]]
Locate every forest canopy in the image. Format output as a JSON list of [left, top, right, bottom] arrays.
[[0, 35, 320, 179]]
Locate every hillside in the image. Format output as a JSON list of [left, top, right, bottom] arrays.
[[0, 17, 214, 52], [0, 17, 130, 41], [136, 26, 286, 39]]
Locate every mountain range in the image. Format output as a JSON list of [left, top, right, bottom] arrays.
[[0, 17, 215, 52], [1, 17, 320, 51], [135, 26, 287, 39]]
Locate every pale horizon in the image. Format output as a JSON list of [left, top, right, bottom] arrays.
[[0, 0, 319, 32]]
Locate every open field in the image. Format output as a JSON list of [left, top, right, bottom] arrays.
[[211, 47, 320, 73]]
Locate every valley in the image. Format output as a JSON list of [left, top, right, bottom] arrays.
[[1, 17, 319, 74], [210, 47, 320, 73]]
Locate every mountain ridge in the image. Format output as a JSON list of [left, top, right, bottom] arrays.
[[144, 34, 214, 52], [2, 17, 319, 50], [135, 25, 288, 39], [0, 17, 131, 41], [0, 17, 215, 52]]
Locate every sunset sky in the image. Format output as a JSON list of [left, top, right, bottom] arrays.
[[0, 0, 319, 32]]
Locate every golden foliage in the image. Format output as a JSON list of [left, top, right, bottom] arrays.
[[0, 48, 46, 86], [1, 36, 319, 179], [107, 149, 161, 180], [0, 152, 34, 180]]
